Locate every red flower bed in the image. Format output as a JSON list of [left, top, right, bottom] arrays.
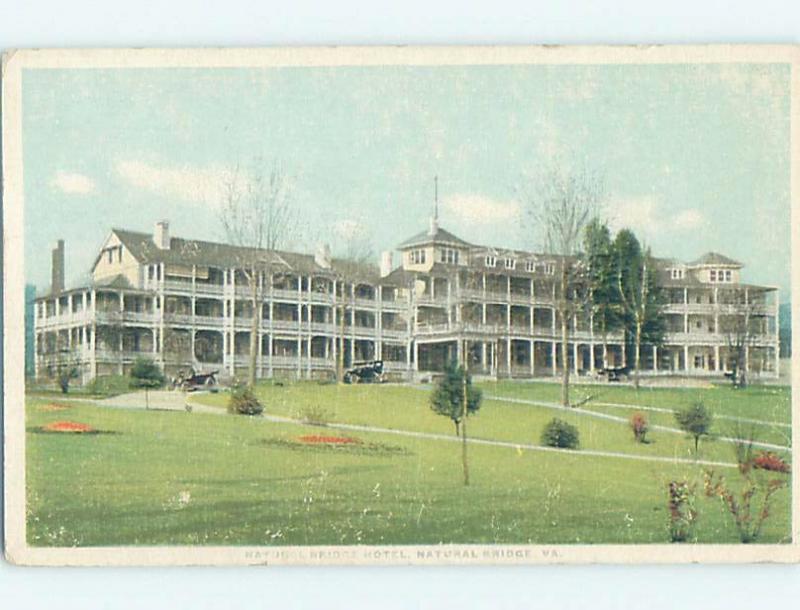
[[753, 451, 790, 474], [297, 434, 361, 445], [42, 421, 96, 434]]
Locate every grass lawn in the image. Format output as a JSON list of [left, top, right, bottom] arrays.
[[25, 380, 792, 546]]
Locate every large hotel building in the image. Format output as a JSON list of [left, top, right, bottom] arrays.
[[33, 217, 780, 384]]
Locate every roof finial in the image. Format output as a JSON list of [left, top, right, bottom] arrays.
[[429, 176, 439, 236], [434, 175, 439, 221]]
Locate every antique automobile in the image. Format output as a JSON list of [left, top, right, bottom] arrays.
[[343, 360, 384, 384], [596, 365, 630, 383], [172, 368, 219, 392]]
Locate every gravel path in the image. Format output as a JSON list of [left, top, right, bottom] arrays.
[[485, 395, 791, 452], [65, 390, 778, 468]]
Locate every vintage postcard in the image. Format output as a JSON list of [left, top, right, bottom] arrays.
[[3, 46, 799, 565]]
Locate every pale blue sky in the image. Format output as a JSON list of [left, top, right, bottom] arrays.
[[22, 63, 791, 296]]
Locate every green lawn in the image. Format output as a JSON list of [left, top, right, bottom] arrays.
[[25, 380, 792, 546]]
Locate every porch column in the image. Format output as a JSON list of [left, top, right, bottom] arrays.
[[684, 345, 690, 373], [551, 341, 557, 376], [653, 345, 658, 372], [573, 342, 579, 374], [714, 345, 720, 372], [529, 339, 535, 377]]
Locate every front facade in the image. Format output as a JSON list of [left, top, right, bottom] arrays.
[[33, 219, 780, 384]]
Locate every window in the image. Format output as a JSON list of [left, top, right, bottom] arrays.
[[148, 265, 154, 280], [544, 263, 555, 275], [504, 257, 516, 270], [670, 268, 685, 280], [410, 249, 427, 265], [107, 249, 113, 263], [440, 248, 459, 265], [525, 261, 536, 273], [724, 270, 732, 282], [710, 270, 717, 282], [485, 255, 497, 268]]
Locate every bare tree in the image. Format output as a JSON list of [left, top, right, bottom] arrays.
[[330, 222, 376, 383], [719, 290, 760, 389], [520, 164, 604, 407], [219, 159, 296, 388]]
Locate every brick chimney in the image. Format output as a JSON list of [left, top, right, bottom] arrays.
[[380, 251, 393, 277], [51, 240, 65, 294], [315, 243, 332, 269], [154, 220, 170, 249]]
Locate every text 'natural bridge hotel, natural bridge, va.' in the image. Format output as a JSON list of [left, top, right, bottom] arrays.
[[33, 213, 780, 385]]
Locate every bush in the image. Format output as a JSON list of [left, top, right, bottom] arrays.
[[227, 385, 264, 416], [629, 412, 649, 443], [540, 418, 579, 449], [753, 451, 791, 474], [667, 480, 698, 542], [297, 404, 334, 426]]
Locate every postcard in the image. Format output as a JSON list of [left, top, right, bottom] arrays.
[[3, 45, 799, 565]]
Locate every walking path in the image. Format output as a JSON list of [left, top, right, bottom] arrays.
[[62, 390, 782, 468], [591, 400, 791, 429], [485, 395, 791, 452], [181, 396, 740, 470]]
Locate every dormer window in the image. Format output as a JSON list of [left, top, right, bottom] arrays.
[[709, 269, 732, 283], [504, 257, 516, 270], [485, 255, 497, 268], [544, 263, 555, 275], [525, 261, 536, 272], [410, 249, 427, 265], [670, 268, 685, 280], [440, 248, 459, 265]]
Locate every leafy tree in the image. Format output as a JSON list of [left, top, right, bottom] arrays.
[[129, 357, 165, 409], [57, 362, 79, 394], [674, 402, 713, 454], [430, 359, 482, 486], [583, 218, 623, 366], [613, 229, 666, 388], [540, 418, 580, 449]]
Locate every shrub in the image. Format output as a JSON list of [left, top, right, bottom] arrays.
[[629, 412, 649, 443], [298, 404, 334, 426], [753, 451, 791, 474], [667, 480, 697, 542], [540, 418, 579, 449], [704, 469, 787, 543], [227, 385, 264, 416]]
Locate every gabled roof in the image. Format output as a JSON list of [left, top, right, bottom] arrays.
[[111, 229, 329, 275], [689, 252, 743, 267], [108, 228, 392, 282], [94, 273, 134, 289], [397, 226, 473, 250]]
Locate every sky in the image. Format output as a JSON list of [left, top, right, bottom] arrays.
[[21, 63, 791, 297]]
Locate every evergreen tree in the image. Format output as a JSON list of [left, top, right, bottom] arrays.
[[430, 361, 482, 436], [613, 229, 666, 388], [583, 218, 623, 368]]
